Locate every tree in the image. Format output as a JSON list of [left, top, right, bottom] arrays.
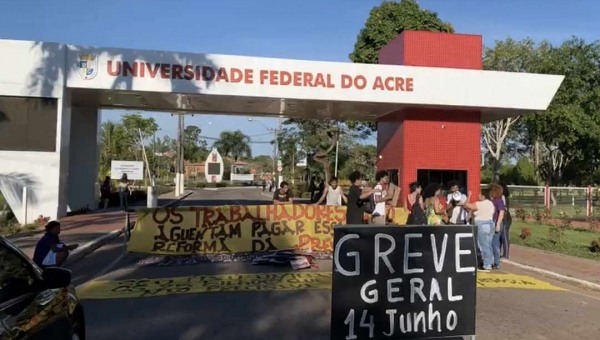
[[346, 0, 455, 132], [183, 125, 208, 162], [121, 113, 159, 161], [99, 121, 126, 178], [213, 130, 252, 161], [252, 155, 274, 174], [350, 0, 454, 64], [482, 38, 541, 181], [340, 144, 377, 180], [282, 120, 340, 183], [526, 38, 600, 185]]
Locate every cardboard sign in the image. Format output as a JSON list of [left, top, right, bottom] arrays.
[[331, 225, 477, 340]]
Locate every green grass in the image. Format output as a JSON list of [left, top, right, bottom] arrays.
[[511, 221, 600, 261]]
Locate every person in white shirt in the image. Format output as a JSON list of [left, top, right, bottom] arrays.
[[371, 170, 391, 225], [465, 192, 496, 272], [447, 180, 468, 223], [315, 177, 347, 206]]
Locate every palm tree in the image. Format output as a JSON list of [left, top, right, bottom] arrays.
[[99, 121, 127, 178], [213, 130, 252, 161]]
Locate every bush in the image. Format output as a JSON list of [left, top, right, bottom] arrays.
[[519, 227, 532, 240], [514, 207, 529, 222], [587, 217, 599, 233], [548, 211, 571, 245], [590, 239, 600, 253], [532, 204, 551, 224]]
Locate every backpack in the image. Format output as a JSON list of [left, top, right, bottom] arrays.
[[363, 193, 377, 215], [406, 195, 427, 225]]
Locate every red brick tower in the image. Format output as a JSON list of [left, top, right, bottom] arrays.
[[377, 31, 483, 207]]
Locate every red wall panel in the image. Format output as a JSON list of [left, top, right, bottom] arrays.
[[377, 31, 482, 207]]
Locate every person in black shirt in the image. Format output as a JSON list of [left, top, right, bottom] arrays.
[[273, 181, 294, 204], [346, 171, 373, 224]]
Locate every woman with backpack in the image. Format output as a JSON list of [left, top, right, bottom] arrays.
[[407, 182, 424, 211], [406, 182, 427, 225]]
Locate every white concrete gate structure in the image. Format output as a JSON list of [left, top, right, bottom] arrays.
[[0, 37, 563, 224]]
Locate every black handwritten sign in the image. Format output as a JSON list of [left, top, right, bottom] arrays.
[[331, 225, 477, 340]]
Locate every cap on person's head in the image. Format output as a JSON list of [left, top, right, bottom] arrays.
[[45, 220, 60, 231]]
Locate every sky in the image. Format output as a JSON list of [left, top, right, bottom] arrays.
[[1, 0, 598, 155]]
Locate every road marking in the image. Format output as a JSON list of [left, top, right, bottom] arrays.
[[77, 271, 566, 300]]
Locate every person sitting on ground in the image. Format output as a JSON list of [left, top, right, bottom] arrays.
[[315, 177, 347, 206], [33, 221, 79, 268], [273, 181, 294, 204]]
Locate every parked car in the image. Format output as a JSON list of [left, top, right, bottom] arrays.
[[0, 236, 85, 339]]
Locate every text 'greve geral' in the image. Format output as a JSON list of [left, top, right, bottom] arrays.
[[334, 232, 475, 338]]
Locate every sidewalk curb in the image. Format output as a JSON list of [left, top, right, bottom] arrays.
[[162, 191, 192, 207], [503, 259, 600, 292], [64, 190, 192, 265]]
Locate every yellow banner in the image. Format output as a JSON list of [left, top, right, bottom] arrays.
[[78, 272, 566, 300], [127, 205, 409, 254]]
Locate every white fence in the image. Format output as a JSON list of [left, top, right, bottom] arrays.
[[480, 184, 595, 219]]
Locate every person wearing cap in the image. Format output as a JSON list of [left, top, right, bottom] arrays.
[[33, 221, 79, 268]]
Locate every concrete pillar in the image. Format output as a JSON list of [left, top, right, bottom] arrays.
[[66, 106, 101, 212]]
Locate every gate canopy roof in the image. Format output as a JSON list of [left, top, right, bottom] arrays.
[[2, 40, 564, 122]]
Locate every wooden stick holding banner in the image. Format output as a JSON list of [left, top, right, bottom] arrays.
[[331, 225, 477, 340]]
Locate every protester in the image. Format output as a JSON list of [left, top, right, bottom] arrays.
[[422, 183, 448, 225], [33, 221, 78, 268], [407, 181, 424, 211], [446, 180, 468, 223], [500, 182, 512, 259], [100, 176, 112, 210], [315, 177, 325, 204], [273, 181, 293, 204], [118, 174, 130, 211], [464, 192, 496, 272], [346, 171, 373, 224], [489, 183, 506, 269], [371, 170, 391, 225], [308, 176, 317, 203], [315, 177, 347, 206], [406, 181, 427, 225]]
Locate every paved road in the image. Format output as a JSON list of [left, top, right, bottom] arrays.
[[16, 188, 600, 340], [78, 255, 600, 340]]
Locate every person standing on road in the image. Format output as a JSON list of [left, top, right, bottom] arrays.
[[500, 182, 512, 259], [315, 177, 347, 206], [346, 171, 373, 224], [100, 176, 112, 210], [33, 221, 79, 268], [371, 170, 391, 225], [465, 192, 496, 272], [273, 181, 293, 204], [118, 174, 130, 211], [489, 183, 506, 269]]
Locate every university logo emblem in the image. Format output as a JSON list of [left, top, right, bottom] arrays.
[[77, 53, 98, 80]]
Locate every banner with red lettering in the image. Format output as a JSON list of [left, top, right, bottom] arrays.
[[127, 205, 409, 255]]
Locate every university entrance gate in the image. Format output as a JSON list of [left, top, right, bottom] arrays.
[[0, 31, 563, 223]]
